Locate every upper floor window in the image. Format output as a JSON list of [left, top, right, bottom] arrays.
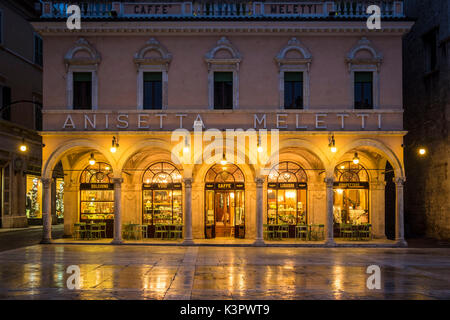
[[354, 72, 373, 109], [284, 72, 303, 109], [34, 34, 43, 66], [64, 38, 100, 110], [275, 38, 312, 110], [143, 72, 162, 110], [205, 37, 241, 109], [73, 72, 92, 110], [346, 38, 382, 110], [135, 38, 171, 110], [423, 28, 438, 73], [214, 72, 233, 109]]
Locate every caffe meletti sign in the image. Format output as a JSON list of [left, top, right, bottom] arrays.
[[46, 111, 401, 131]]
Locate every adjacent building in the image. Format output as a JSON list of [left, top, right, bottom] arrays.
[[0, 0, 44, 228], [32, 0, 413, 245], [403, 0, 450, 240]]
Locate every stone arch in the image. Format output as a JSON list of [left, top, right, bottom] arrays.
[[117, 138, 184, 175], [330, 138, 405, 179], [333, 152, 379, 182], [42, 139, 117, 179], [192, 145, 256, 184], [267, 138, 330, 172]]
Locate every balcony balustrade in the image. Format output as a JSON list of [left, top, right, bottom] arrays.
[[40, 1, 405, 19]]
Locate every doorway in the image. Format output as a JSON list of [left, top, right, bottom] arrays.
[[204, 164, 245, 239]]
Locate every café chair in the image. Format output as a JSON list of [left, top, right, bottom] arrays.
[[263, 224, 274, 240], [358, 224, 372, 241], [277, 225, 289, 239], [296, 225, 308, 240], [73, 223, 87, 240], [141, 224, 148, 239], [155, 224, 168, 239], [89, 223, 102, 240], [98, 222, 107, 238], [170, 225, 183, 239]]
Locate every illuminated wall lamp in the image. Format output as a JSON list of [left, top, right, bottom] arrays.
[[110, 136, 119, 153], [353, 152, 360, 165], [329, 135, 337, 153], [19, 138, 27, 152], [89, 153, 96, 166]]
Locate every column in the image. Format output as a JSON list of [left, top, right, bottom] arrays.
[[41, 178, 52, 244], [324, 177, 336, 246], [183, 178, 194, 245], [111, 178, 123, 244], [253, 177, 265, 246], [395, 177, 407, 247]]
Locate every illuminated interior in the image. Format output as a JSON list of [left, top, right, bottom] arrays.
[[333, 161, 369, 225]]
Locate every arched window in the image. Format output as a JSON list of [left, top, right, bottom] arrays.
[[205, 163, 245, 184], [267, 162, 308, 227], [204, 164, 245, 239], [79, 162, 114, 228], [142, 162, 182, 231], [333, 161, 369, 227], [80, 162, 112, 184]]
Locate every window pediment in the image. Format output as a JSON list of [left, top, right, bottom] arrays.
[[64, 38, 101, 69], [346, 37, 383, 72], [134, 38, 172, 69], [275, 37, 312, 70], [205, 37, 241, 70]]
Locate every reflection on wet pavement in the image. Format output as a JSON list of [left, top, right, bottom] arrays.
[[0, 245, 449, 300]]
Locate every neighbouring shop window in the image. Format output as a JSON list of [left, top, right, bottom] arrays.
[[204, 164, 245, 239], [214, 72, 233, 109], [26, 175, 43, 219], [333, 162, 369, 225], [73, 72, 92, 110], [79, 162, 114, 221], [142, 162, 183, 226], [284, 72, 303, 109], [267, 161, 307, 226], [354, 72, 373, 109], [55, 178, 64, 220], [143, 72, 162, 110]]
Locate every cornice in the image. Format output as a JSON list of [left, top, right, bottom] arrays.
[[31, 22, 414, 36]]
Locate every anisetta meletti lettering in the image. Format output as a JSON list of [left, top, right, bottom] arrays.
[[61, 113, 384, 130]]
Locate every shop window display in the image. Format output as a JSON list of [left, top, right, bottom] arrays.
[[267, 162, 307, 228], [333, 162, 369, 226], [142, 162, 183, 232]]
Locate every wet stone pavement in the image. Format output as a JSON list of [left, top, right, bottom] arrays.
[[0, 245, 449, 300]]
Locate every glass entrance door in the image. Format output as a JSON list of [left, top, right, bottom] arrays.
[[215, 191, 233, 237], [204, 189, 245, 239]]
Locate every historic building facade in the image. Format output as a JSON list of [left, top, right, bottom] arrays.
[[33, 0, 412, 245]]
